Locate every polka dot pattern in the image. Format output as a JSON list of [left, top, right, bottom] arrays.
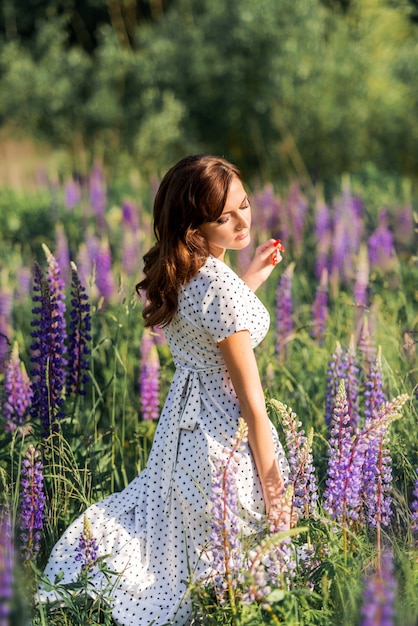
[[40, 255, 289, 625]]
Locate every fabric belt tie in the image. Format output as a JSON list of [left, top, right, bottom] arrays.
[[160, 363, 224, 513]]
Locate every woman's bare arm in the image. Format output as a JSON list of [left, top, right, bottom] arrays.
[[219, 329, 285, 513]]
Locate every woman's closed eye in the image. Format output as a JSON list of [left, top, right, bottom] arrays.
[[215, 202, 250, 225]]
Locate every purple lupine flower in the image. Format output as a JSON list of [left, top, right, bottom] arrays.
[[209, 419, 247, 603], [286, 182, 308, 256], [353, 244, 370, 310], [122, 229, 141, 277], [0, 288, 12, 320], [275, 262, 294, 363], [67, 262, 91, 397], [393, 204, 414, 246], [329, 200, 349, 289], [122, 200, 139, 231], [323, 381, 365, 522], [252, 184, 282, 237], [20, 445, 46, 563], [342, 185, 364, 261], [364, 348, 386, 424], [64, 178, 81, 210], [330, 181, 364, 287], [2, 342, 32, 432], [311, 268, 328, 345], [242, 487, 297, 605], [343, 338, 361, 430], [314, 196, 331, 280], [89, 163, 106, 229], [358, 314, 377, 368], [362, 430, 393, 529], [363, 350, 392, 528], [30, 261, 66, 434], [270, 399, 318, 520], [368, 209, 395, 272], [75, 515, 99, 572], [55, 223, 71, 287], [151, 325, 166, 346], [43, 243, 67, 348], [121, 200, 141, 276], [360, 548, 396, 626], [360, 393, 408, 530], [0, 510, 14, 626], [15, 266, 32, 303], [411, 469, 418, 535], [76, 241, 93, 292], [139, 329, 160, 421], [324, 342, 345, 427], [95, 239, 115, 302], [0, 287, 12, 374]]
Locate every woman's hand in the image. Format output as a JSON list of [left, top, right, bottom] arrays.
[[267, 495, 297, 533], [241, 239, 284, 292]]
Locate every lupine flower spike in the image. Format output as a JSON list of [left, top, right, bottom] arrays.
[[324, 341, 345, 427], [209, 418, 247, 606], [67, 262, 91, 397], [362, 348, 392, 532], [275, 262, 294, 363], [323, 380, 365, 524], [360, 548, 396, 626], [20, 445, 46, 563], [0, 510, 14, 626], [353, 243, 370, 311], [325, 340, 360, 430], [139, 329, 160, 421], [344, 336, 361, 431], [269, 399, 318, 521], [2, 342, 32, 432], [311, 268, 328, 345], [42, 244, 67, 346], [358, 314, 376, 367], [314, 194, 331, 280], [75, 515, 99, 573], [95, 238, 115, 303], [64, 178, 81, 209], [0, 289, 11, 373], [89, 162, 106, 230], [368, 209, 396, 273], [242, 486, 297, 607], [30, 260, 66, 435]]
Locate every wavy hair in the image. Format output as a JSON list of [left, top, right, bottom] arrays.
[[136, 154, 242, 328]]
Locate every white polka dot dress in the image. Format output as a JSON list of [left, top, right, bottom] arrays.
[[39, 255, 288, 625]]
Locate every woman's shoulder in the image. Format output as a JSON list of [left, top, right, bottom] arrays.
[[200, 255, 240, 282], [184, 255, 242, 294]]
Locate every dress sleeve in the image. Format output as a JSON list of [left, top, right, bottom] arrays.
[[200, 273, 249, 343]]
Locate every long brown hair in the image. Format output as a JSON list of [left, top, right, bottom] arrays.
[[136, 154, 242, 328]]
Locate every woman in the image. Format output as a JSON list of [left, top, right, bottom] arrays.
[[41, 155, 288, 625]]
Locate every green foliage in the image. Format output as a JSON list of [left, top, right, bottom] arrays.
[[0, 188, 56, 253], [1, 1, 418, 181]]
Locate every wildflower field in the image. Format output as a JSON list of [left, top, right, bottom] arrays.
[[0, 164, 417, 625]]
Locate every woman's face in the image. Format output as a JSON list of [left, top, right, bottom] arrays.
[[199, 177, 251, 260]]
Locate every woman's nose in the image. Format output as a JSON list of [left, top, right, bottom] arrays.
[[236, 213, 250, 229]]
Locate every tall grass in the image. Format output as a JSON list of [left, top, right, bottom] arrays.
[[0, 165, 417, 625]]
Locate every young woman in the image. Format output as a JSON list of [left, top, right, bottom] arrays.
[[40, 154, 289, 625]]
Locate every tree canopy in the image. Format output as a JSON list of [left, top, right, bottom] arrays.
[[1, 0, 417, 181]]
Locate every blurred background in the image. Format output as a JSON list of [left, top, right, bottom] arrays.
[[1, 0, 418, 194]]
